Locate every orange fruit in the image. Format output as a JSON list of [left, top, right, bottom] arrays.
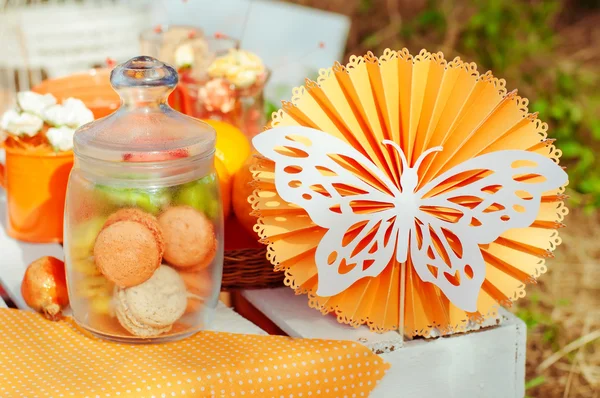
[[214, 157, 232, 219], [231, 154, 258, 235], [203, 119, 251, 177]]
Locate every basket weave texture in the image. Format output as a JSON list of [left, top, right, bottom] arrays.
[[221, 247, 283, 291]]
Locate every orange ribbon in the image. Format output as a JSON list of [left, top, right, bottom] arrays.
[[0, 309, 389, 397]]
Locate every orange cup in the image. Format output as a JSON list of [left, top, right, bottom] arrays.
[[0, 144, 73, 243], [0, 69, 119, 242]]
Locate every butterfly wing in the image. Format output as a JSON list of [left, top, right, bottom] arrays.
[[409, 214, 485, 312], [410, 150, 568, 311], [315, 210, 401, 296], [253, 126, 401, 296]]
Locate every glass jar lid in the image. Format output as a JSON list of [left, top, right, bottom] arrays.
[[74, 56, 215, 163]]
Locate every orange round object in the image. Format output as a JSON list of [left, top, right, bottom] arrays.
[[158, 206, 217, 270], [31, 69, 120, 119], [103, 208, 165, 257], [0, 144, 73, 243], [180, 269, 213, 314], [214, 157, 232, 219], [21, 256, 69, 320], [203, 119, 251, 176], [93, 221, 163, 288], [231, 154, 258, 236]]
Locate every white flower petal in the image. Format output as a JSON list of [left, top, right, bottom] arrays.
[[44, 97, 94, 128], [1, 109, 19, 130], [0, 110, 44, 137], [207, 49, 264, 88], [230, 70, 258, 88], [17, 91, 56, 116], [175, 43, 195, 68], [46, 126, 75, 151]]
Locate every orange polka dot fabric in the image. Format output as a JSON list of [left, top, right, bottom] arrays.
[[0, 309, 390, 397]]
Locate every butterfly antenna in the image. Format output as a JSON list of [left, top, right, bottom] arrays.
[[382, 140, 408, 170], [413, 146, 443, 171]]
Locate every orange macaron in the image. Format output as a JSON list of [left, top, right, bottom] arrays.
[[158, 206, 217, 270], [179, 269, 214, 314], [94, 220, 163, 288], [103, 208, 165, 256]]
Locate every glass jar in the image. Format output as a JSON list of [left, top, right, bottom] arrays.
[[179, 70, 269, 140], [139, 25, 207, 70], [64, 56, 223, 343]]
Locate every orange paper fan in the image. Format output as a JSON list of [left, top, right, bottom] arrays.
[[249, 49, 568, 338]]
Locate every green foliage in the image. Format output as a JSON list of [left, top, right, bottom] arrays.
[[525, 375, 546, 390], [530, 68, 600, 210], [415, 9, 446, 33], [525, 375, 546, 397], [265, 100, 279, 121], [409, 0, 600, 208], [401, 0, 446, 39], [515, 297, 563, 351], [358, 0, 373, 14], [462, 0, 559, 71]]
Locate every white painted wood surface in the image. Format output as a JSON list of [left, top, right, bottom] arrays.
[[210, 302, 266, 335], [243, 287, 406, 352], [243, 288, 527, 398]]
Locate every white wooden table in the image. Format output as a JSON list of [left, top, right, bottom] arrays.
[[243, 288, 527, 398], [1, 195, 527, 397]]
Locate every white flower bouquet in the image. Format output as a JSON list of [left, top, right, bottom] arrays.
[[1, 92, 94, 152]]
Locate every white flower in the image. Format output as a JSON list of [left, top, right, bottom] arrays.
[[175, 43, 195, 68], [46, 126, 75, 151], [230, 70, 258, 88], [0, 109, 44, 137], [208, 49, 265, 88], [44, 97, 94, 128], [17, 91, 56, 117]]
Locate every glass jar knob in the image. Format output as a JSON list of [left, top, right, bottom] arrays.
[[110, 56, 178, 107]]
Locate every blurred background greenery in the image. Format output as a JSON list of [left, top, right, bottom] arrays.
[[279, 1, 599, 397]]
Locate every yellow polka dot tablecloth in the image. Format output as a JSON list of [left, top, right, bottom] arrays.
[[0, 309, 390, 397]]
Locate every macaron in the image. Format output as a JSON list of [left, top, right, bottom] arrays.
[[180, 269, 214, 314], [103, 208, 165, 255], [116, 306, 172, 338], [94, 220, 162, 288], [158, 206, 217, 270], [114, 265, 187, 337]]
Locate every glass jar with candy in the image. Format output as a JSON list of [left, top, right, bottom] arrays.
[[64, 56, 223, 343]]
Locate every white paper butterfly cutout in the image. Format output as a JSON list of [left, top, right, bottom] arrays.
[[253, 126, 568, 311]]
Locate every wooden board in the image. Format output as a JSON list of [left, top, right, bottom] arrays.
[[243, 287, 526, 398]]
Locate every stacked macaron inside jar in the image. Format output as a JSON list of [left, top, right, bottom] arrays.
[[66, 175, 221, 340]]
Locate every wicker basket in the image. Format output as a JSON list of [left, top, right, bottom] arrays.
[[221, 247, 283, 291]]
